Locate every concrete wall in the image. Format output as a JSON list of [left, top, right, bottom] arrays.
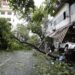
[[53, 3, 70, 30], [71, 3, 75, 23]]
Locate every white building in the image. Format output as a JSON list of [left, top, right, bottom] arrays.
[[44, 1, 75, 48], [0, 0, 20, 30]]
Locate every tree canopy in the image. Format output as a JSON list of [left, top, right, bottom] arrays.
[[0, 18, 11, 49], [8, 0, 35, 17], [8, 0, 58, 58]]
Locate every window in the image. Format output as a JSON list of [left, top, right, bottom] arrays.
[[63, 12, 66, 19], [8, 12, 12, 15], [53, 11, 67, 25], [1, 11, 5, 15], [2, 0, 8, 6]]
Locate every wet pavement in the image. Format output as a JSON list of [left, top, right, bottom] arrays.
[[0, 51, 35, 75]]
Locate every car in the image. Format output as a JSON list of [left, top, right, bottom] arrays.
[[59, 42, 75, 51]]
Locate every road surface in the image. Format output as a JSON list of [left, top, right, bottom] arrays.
[[0, 51, 35, 75]]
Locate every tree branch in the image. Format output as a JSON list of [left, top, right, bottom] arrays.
[[12, 35, 59, 59]]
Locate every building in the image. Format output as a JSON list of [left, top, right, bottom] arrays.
[[0, 0, 20, 30], [45, 0, 75, 48]]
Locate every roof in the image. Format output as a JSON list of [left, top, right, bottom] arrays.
[[50, 27, 69, 42], [53, 0, 75, 16]]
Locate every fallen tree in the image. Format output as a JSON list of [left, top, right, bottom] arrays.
[[12, 35, 59, 59]]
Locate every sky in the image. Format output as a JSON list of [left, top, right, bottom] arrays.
[[34, 0, 45, 7]]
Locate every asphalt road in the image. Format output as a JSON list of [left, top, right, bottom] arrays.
[[0, 51, 35, 75]]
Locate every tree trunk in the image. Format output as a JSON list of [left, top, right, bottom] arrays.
[[12, 35, 59, 59]]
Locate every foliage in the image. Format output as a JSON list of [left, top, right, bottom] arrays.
[[27, 7, 46, 40], [44, 0, 72, 16], [8, 0, 57, 39], [27, 35, 40, 46], [32, 51, 75, 75], [0, 18, 28, 51], [0, 18, 11, 50], [16, 24, 29, 41], [13, 24, 41, 50], [11, 24, 33, 50], [44, 0, 58, 15], [8, 0, 35, 18], [27, 22, 43, 39], [8, 37, 24, 50], [32, 7, 44, 23]]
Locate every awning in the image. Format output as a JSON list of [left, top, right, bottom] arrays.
[[49, 27, 69, 43]]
